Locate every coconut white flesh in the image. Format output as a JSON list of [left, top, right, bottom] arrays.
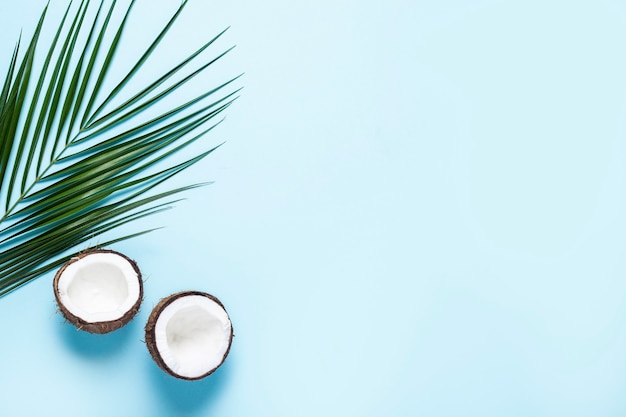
[[155, 295, 232, 379], [56, 253, 140, 323]]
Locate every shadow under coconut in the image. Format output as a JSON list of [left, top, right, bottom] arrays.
[[56, 313, 139, 358], [147, 354, 232, 414]]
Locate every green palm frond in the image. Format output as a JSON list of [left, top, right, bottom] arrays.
[[0, 0, 241, 296]]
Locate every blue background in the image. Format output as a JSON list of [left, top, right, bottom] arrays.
[[2, 0, 626, 416]]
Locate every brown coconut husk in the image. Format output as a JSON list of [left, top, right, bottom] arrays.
[[53, 249, 143, 334], [145, 290, 234, 380]]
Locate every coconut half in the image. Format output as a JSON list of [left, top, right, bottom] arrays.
[[53, 249, 143, 334], [145, 291, 234, 380]]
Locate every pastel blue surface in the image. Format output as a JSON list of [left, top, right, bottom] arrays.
[[2, 0, 626, 416]]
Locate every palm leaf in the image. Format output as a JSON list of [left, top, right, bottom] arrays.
[[0, 0, 240, 296]]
